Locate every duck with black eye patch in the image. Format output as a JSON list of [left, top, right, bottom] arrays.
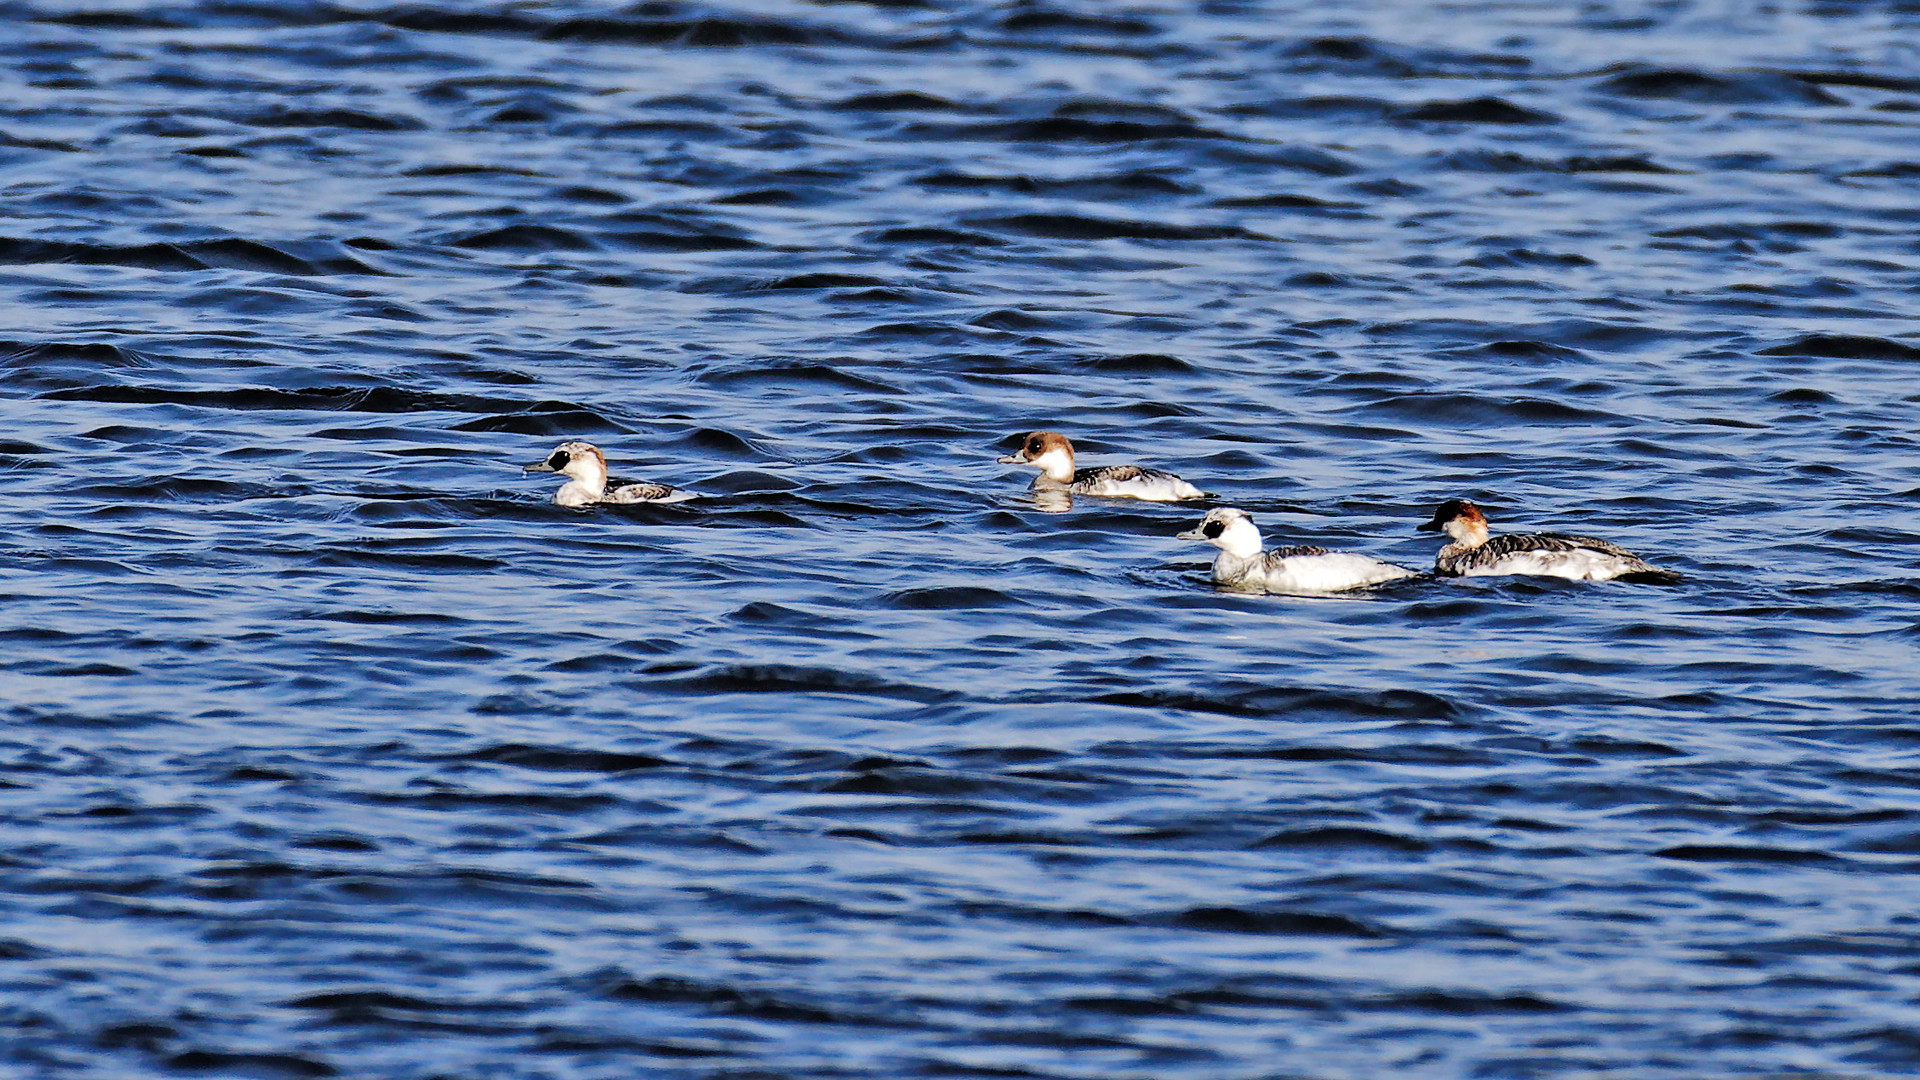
[[1177, 507, 1418, 594], [1418, 498, 1680, 583], [523, 441, 698, 508], [997, 430, 1209, 502]]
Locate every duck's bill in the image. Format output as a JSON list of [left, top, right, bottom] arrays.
[[1416, 519, 1443, 532], [995, 453, 1027, 464], [523, 459, 557, 472], [1175, 527, 1207, 540]]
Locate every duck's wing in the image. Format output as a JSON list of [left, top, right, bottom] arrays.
[[1073, 464, 1146, 484], [1074, 465, 1200, 490], [1264, 545, 1332, 560], [1491, 532, 1643, 558], [604, 480, 695, 504], [1548, 533, 1644, 558], [1471, 532, 1611, 557], [1067, 464, 1205, 500], [1445, 533, 1569, 572], [1541, 533, 1677, 581]]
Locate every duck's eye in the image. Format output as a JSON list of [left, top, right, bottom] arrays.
[[1202, 521, 1224, 539], [1027, 439, 1043, 452], [547, 451, 569, 469]]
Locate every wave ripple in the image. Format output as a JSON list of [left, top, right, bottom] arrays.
[[2, 1, 1918, 1078]]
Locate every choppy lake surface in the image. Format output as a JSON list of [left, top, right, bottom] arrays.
[[4, 1, 1920, 1076]]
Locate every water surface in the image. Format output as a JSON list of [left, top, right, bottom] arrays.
[[3, 1, 1920, 1077]]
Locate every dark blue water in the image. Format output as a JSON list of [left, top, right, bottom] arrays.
[[5, 1, 1920, 1076]]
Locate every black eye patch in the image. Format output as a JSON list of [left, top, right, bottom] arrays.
[[1027, 439, 1043, 453], [546, 451, 570, 469], [1202, 520, 1224, 539]]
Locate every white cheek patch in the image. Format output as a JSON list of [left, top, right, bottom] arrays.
[[1221, 521, 1263, 557]]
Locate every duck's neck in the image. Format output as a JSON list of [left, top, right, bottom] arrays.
[[1438, 519, 1488, 558], [565, 455, 608, 498], [1210, 520, 1267, 582], [1215, 520, 1265, 560], [1031, 446, 1075, 483]]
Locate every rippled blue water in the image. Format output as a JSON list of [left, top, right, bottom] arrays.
[[4, 1, 1920, 1076]]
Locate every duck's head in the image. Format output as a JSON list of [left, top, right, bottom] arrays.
[[525, 441, 606, 482], [1419, 498, 1489, 547], [1176, 507, 1262, 558], [997, 430, 1075, 478]]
